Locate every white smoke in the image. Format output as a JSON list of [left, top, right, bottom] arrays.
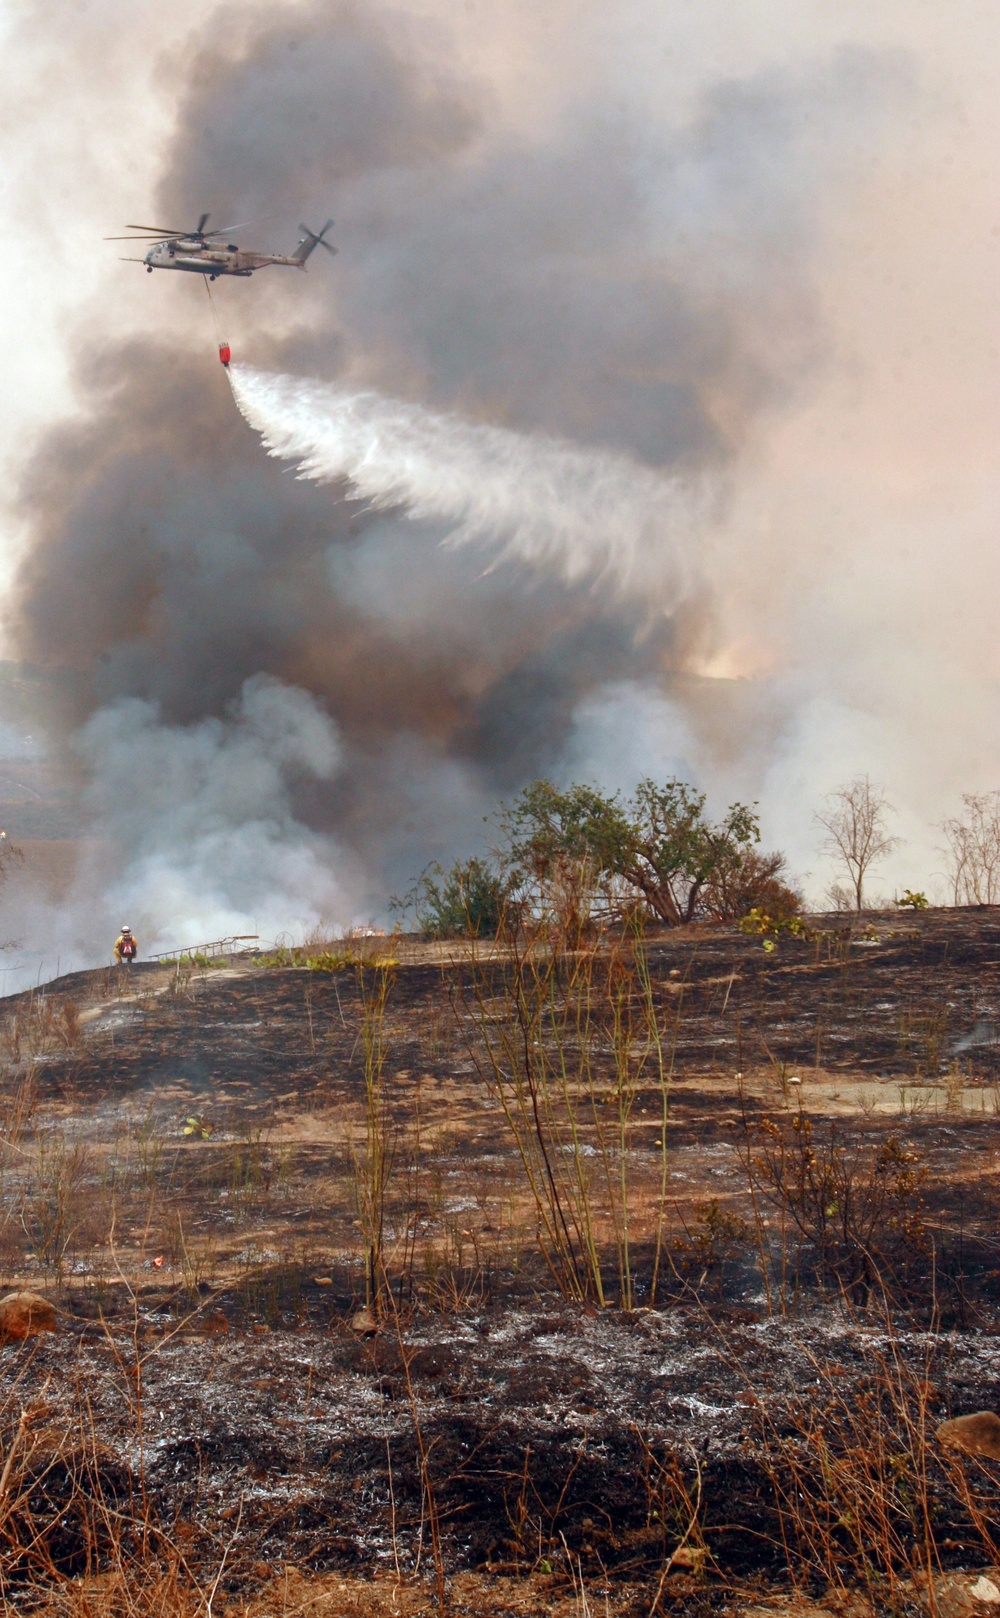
[[75, 675, 353, 952], [227, 364, 704, 596]]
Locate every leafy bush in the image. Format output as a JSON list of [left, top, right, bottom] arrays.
[[706, 847, 802, 923], [399, 775, 797, 937], [405, 857, 517, 939], [305, 950, 361, 971], [501, 776, 788, 928], [739, 906, 807, 951], [894, 889, 929, 911]]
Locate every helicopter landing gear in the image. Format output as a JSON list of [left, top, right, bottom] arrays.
[[146, 266, 152, 273]]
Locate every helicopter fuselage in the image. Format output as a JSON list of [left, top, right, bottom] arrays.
[[143, 240, 305, 277], [112, 216, 335, 277]]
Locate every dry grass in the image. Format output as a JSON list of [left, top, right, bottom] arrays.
[[9, 1566, 657, 1617]]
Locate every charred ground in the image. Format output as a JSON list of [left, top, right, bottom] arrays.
[[1, 909, 1000, 1613]]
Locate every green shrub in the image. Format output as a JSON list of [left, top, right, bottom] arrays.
[[502, 776, 781, 928], [895, 889, 929, 911], [402, 856, 517, 939]]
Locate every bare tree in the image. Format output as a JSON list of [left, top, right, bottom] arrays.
[[941, 792, 1000, 905], [815, 776, 900, 911]]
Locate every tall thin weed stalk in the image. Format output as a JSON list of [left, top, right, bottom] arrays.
[[352, 963, 397, 1315], [459, 916, 677, 1307]]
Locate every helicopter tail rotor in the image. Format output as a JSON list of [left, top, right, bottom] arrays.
[[292, 219, 336, 265]]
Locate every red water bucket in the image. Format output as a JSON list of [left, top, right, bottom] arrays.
[[218, 342, 231, 367]]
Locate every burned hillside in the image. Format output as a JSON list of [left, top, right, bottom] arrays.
[[0, 908, 999, 1613]]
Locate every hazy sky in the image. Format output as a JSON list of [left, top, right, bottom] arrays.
[[2, 0, 1000, 953]]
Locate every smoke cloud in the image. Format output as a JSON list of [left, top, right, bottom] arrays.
[[77, 674, 349, 947]]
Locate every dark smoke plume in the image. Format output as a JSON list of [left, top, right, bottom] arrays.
[[7, 0, 915, 956]]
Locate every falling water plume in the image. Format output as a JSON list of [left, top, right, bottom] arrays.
[[228, 364, 703, 595]]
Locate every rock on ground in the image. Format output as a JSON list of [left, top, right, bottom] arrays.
[[0, 1291, 56, 1342], [937, 1411, 1000, 1461]]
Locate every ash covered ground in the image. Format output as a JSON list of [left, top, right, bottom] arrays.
[[1, 910, 1000, 1609]]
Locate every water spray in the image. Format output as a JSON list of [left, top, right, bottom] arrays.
[[226, 364, 703, 595]]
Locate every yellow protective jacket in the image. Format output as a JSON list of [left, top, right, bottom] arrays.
[[114, 933, 138, 964]]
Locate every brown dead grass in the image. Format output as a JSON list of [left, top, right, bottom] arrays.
[[21, 1565, 1000, 1618], [15, 1566, 656, 1617]]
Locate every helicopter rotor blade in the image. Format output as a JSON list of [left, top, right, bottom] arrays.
[[313, 219, 336, 253], [114, 216, 260, 240]]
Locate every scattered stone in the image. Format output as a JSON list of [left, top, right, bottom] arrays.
[[0, 1291, 56, 1342], [937, 1412, 1000, 1460], [669, 1546, 707, 1572], [313, 1275, 333, 1286], [909, 1571, 1000, 1618], [970, 1579, 1000, 1605], [351, 1307, 378, 1335]]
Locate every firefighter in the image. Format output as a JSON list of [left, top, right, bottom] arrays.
[[114, 925, 138, 966]]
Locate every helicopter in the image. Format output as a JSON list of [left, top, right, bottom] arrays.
[[106, 214, 336, 279]]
